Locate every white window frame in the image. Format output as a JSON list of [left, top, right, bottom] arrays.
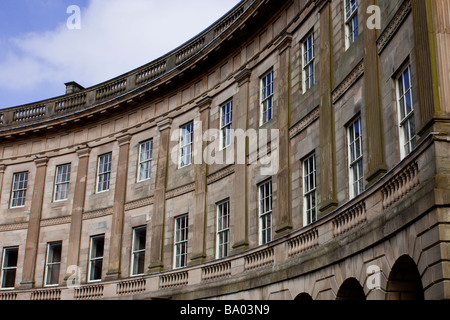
[[44, 241, 62, 287], [131, 226, 146, 276], [174, 215, 188, 269], [137, 140, 153, 182], [216, 200, 230, 259], [54, 164, 71, 202], [348, 117, 364, 199], [220, 100, 233, 150], [258, 180, 273, 245], [260, 70, 274, 125], [1, 247, 18, 290], [88, 235, 104, 282], [344, 0, 359, 49], [10, 172, 28, 208], [302, 33, 315, 93], [179, 122, 194, 168], [396, 65, 416, 159], [303, 154, 317, 226], [96, 153, 112, 193]]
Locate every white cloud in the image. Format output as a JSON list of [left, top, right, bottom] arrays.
[[0, 0, 240, 106]]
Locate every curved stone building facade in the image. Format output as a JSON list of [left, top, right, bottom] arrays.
[[0, 0, 448, 300]]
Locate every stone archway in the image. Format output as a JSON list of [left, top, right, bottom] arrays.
[[294, 292, 313, 301], [336, 278, 366, 300], [386, 255, 424, 300]]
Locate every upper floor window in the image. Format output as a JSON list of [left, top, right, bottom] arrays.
[[303, 33, 315, 92], [303, 154, 317, 226], [344, 0, 359, 49], [220, 100, 233, 149], [131, 226, 147, 276], [258, 180, 273, 245], [1, 247, 18, 289], [396, 66, 416, 159], [348, 117, 364, 198], [216, 200, 230, 259], [174, 215, 188, 268], [97, 153, 112, 193], [260, 70, 274, 125], [44, 242, 62, 286], [88, 235, 104, 282], [179, 122, 194, 168], [54, 164, 71, 202], [138, 140, 153, 182], [10, 172, 28, 208]]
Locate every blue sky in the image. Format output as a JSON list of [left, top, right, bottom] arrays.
[[0, 0, 241, 109]]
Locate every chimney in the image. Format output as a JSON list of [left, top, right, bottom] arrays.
[[65, 81, 85, 94]]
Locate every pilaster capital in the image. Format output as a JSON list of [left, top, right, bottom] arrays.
[[0, 164, 6, 174], [76, 145, 91, 159], [275, 32, 293, 55], [116, 133, 132, 146], [196, 96, 213, 113], [314, 0, 331, 12], [157, 118, 173, 132], [234, 68, 252, 87], [33, 156, 48, 168]]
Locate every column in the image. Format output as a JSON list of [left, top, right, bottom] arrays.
[[105, 134, 131, 280], [232, 68, 252, 253], [64, 146, 90, 281], [20, 157, 48, 289], [411, 0, 450, 137], [363, 0, 387, 185], [190, 97, 211, 265], [317, 0, 338, 216], [148, 118, 172, 273], [275, 33, 293, 237]]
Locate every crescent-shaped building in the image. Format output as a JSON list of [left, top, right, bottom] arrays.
[[0, 0, 449, 300]]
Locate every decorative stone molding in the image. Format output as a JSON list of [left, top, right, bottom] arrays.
[[244, 247, 274, 271], [74, 284, 104, 300], [83, 207, 114, 220], [332, 201, 367, 237], [381, 161, 419, 209], [332, 60, 364, 104], [124, 196, 154, 211], [0, 222, 29, 232], [40, 216, 71, 227], [117, 278, 146, 296], [165, 183, 195, 200], [287, 228, 319, 257], [207, 165, 235, 185], [159, 271, 188, 289], [201, 261, 232, 282], [377, 0, 412, 54], [289, 107, 320, 139]]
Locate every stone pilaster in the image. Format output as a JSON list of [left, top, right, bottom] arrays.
[[20, 157, 48, 289], [105, 134, 131, 280], [317, 0, 338, 216], [275, 33, 293, 237], [148, 118, 172, 273], [232, 68, 251, 253], [412, 0, 450, 137], [190, 97, 212, 265], [363, 0, 387, 185], [65, 146, 90, 281], [0, 164, 6, 205]]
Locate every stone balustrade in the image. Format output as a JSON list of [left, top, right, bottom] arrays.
[[0, 1, 249, 129]]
